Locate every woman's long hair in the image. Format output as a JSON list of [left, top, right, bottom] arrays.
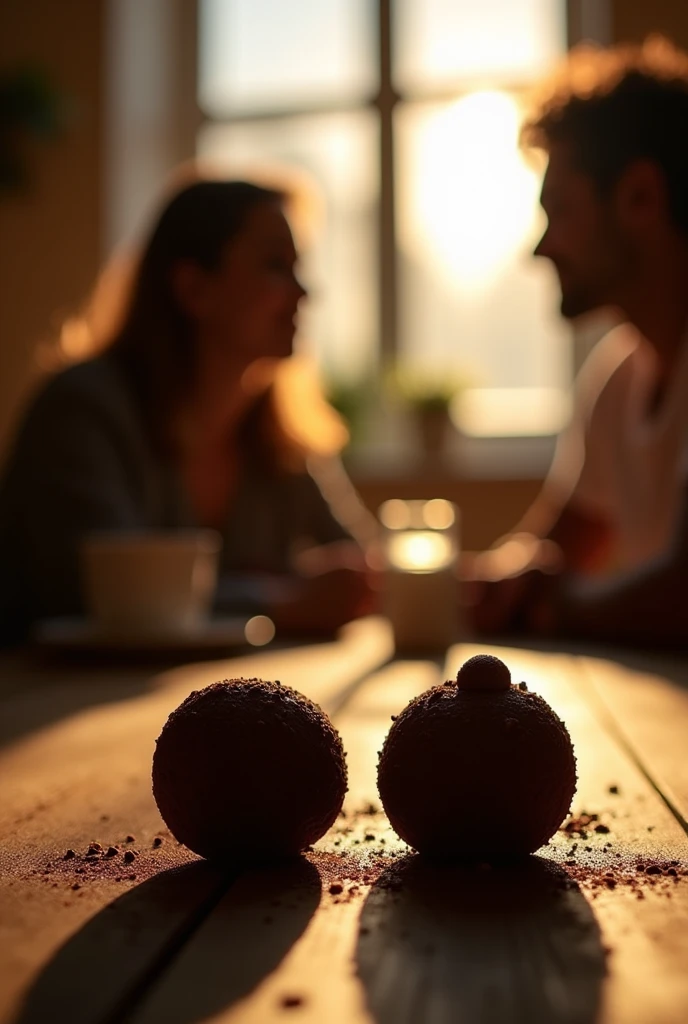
[[54, 178, 348, 465]]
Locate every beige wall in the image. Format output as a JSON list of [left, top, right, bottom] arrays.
[[611, 0, 688, 48], [3, 0, 688, 540], [0, 0, 106, 463]]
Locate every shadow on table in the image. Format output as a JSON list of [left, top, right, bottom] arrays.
[[17, 857, 321, 1024], [0, 655, 156, 750], [357, 855, 606, 1024], [487, 634, 688, 688], [0, 632, 348, 751]]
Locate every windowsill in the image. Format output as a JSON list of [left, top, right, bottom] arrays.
[[344, 433, 557, 482]]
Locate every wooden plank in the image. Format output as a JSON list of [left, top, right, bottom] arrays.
[[0, 618, 391, 1024], [575, 651, 688, 830], [126, 659, 439, 1024], [447, 646, 688, 1024], [128, 646, 688, 1024]]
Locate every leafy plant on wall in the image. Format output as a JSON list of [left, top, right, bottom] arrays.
[[0, 65, 65, 193]]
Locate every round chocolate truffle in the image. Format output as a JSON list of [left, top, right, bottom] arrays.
[[152, 678, 347, 862], [377, 655, 576, 859]]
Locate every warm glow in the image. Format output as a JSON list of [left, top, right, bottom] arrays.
[[59, 316, 92, 360], [422, 499, 456, 531], [451, 386, 571, 437], [405, 91, 541, 290], [379, 499, 413, 531], [387, 531, 455, 573], [244, 615, 276, 646]]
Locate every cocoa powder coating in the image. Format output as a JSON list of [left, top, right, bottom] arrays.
[[152, 678, 348, 862], [377, 655, 577, 859]]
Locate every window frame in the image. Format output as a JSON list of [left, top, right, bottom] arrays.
[[106, 0, 611, 464], [196, 0, 596, 372]]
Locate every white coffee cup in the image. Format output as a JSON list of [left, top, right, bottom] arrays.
[[81, 530, 222, 636]]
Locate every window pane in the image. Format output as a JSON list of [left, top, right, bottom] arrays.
[[395, 0, 566, 92], [396, 95, 571, 436], [198, 112, 378, 382], [199, 0, 376, 115]]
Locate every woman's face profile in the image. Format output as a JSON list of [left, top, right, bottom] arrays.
[[185, 200, 308, 366]]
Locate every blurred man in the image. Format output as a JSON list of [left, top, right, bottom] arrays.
[[470, 37, 688, 646]]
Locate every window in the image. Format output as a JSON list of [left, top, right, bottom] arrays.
[[198, 0, 570, 437]]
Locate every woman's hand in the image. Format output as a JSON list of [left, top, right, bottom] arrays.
[[463, 534, 564, 637], [269, 542, 378, 635]]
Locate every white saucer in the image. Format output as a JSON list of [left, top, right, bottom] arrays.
[[33, 616, 250, 654]]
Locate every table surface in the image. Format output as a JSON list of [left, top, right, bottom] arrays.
[[1, 618, 688, 1024]]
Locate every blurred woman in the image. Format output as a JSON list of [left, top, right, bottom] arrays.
[[0, 178, 375, 642]]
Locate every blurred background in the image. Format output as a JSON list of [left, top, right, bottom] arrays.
[[1, 0, 686, 550]]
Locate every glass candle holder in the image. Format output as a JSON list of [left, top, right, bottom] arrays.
[[379, 498, 460, 653]]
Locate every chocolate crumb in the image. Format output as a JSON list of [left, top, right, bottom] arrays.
[[608, 785, 620, 795], [518, 681, 528, 691], [125, 835, 136, 843], [71, 883, 81, 890], [329, 883, 343, 895], [128, 873, 137, 881], [153, 837, 163, 848], [105, 846, 118, 857], [63, 849, 75, 860], [280, 995, 304, 1009], [594, 824, 610, 834], [123, 850, 137, 864]]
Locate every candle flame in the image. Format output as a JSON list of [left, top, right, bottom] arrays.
[[387, 531, 454, 572]]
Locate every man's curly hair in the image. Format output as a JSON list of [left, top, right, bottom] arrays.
[[521, 36, 688, 234]]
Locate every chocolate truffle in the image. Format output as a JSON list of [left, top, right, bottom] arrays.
[[152, 678, 347, 862], [377, 654, 576, 858]]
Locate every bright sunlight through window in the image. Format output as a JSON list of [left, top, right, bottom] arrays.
[[407, 91, 541, 291], [199, 0, 569, 439]]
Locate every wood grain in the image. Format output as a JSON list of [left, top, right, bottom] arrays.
[[129, 645, 688, 1024], [576, 651, 688, 830], [0, 618, 391, 1024], [126, 658, 438, 1024]]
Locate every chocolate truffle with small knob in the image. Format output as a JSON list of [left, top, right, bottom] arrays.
[[377, 654, 577, 858]]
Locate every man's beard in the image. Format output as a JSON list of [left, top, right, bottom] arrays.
[[559, 285, 608, 320]]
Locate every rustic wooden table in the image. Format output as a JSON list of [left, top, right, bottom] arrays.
[[1, 618, 687, 1024]]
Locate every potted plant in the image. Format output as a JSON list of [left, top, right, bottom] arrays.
[[387, 365, 469, 459], [324, 372, 378, 453], [0, 65, 65, 193]]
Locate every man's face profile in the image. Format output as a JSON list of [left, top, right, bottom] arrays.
[[534, 141, 627, 319]]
